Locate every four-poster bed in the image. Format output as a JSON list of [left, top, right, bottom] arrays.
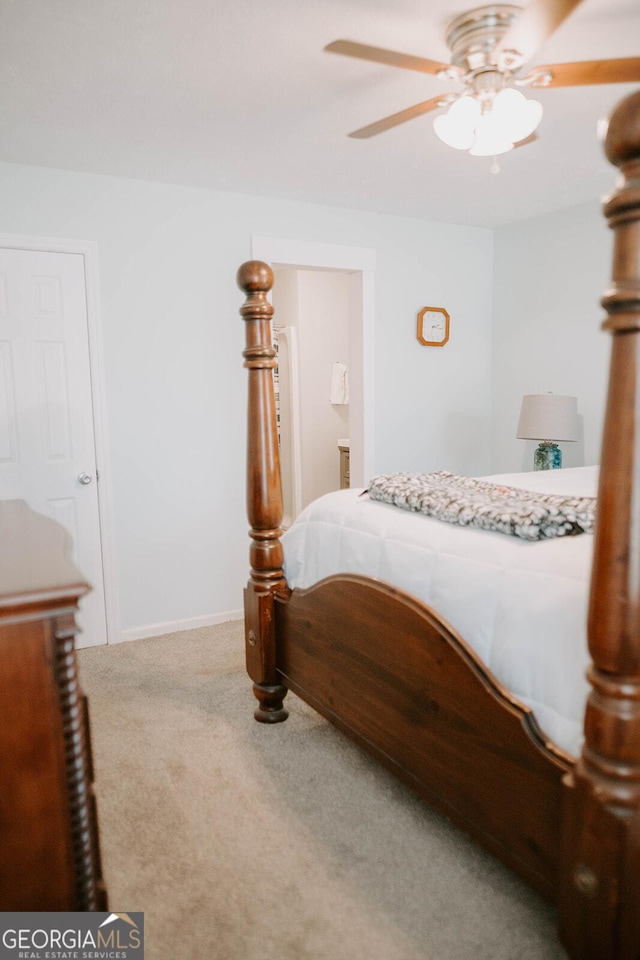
[[237, 90, 640, 958]]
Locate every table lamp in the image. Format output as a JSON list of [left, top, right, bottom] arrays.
[[516, 393, 578, 470]]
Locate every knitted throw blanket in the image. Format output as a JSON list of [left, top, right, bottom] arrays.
[[367, 471, 596, 541]]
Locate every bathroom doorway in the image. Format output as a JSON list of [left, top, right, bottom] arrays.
[[251, 237, 375, 527], [272, 266, 353, 525]]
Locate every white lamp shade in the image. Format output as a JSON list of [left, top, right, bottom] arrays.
[[516, 394, 578, 442]]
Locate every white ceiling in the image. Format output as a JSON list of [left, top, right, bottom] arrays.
[[1, 0, 638, 227]]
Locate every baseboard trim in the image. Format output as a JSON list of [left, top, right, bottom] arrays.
[[115, 609, 244, 644]]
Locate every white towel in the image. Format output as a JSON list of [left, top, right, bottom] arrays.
[[330, 362, 349, 405]]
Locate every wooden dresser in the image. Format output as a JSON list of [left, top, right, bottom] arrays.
[[0, 500, 108, 910]]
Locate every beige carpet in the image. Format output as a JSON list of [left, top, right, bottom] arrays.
[[79, 621, 567, 960]]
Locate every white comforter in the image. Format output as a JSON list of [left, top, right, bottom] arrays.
[[282, 465, 599, 758]]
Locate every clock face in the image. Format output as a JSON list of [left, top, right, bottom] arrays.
[[426, 312, 446, 341], [417, 306, 450, 346]]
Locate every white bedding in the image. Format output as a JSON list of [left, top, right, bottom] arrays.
[[282, 465, 599, 758]]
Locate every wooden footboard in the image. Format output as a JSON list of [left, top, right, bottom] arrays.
[[237, 89, 640, 960], [275, 574, 570, 899]]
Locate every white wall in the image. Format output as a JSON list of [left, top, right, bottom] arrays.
[[491, 200, 612, 473], [0, 160, 493, 636], [375, 221, 494, 476]]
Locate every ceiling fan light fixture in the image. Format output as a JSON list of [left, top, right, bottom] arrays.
[[434, 86, 542, 157], [433, 95, 480, 149], [449, 95, 483, 123], [433, 114, 475, 150], [469, 112, 514, 156], [492, 88, 543, 142]]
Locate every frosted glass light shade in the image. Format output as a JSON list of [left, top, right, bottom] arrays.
[[433, 96, 480, 150], [492, 88, 543, 143], [433, 114, 475, 150], [516, 394, 578, 442], [469, 113, 514, 156]]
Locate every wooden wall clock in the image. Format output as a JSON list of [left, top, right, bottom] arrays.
[[417, 306, 450, 347]]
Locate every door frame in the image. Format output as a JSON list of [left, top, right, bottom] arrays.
[[0, 233, 118, 644], [251, 237, 376, 484]]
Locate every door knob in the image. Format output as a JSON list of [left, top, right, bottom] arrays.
[[78, 472, 93, 485]]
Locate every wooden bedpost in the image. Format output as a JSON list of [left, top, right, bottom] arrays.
[[559, 91, 640, 959], [237, 260, 288, 723]]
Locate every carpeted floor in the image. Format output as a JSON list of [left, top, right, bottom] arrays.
[[78, 621, 567, 960]]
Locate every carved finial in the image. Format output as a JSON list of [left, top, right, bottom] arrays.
[[236, 260, 274, 296], [604, 90, 640, 168]]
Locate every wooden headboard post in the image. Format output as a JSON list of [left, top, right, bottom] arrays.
[[237, 260, 289, 723], [560, 91, 640, 959]]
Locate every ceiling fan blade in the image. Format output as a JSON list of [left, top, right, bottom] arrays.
[[494, 0, 586, 67], [525, 57, 640, 87], [514, 132, 539, 149], [325, 40, 452, 76], [348, 96, 445, 139]]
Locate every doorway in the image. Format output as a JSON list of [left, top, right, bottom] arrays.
[[0, 236, 115, 647], [273, 266, 353, 523], [251, 236, 376, 525]]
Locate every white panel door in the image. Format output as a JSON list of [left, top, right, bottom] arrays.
[[0, 247, 107, 647]]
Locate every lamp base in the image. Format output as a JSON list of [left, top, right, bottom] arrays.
[[534, 441, 562, 471]]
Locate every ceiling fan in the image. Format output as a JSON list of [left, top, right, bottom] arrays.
[[325, 0, 640, 156]]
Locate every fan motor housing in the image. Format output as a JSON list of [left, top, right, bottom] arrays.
[[446, 4, 522, 71]]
